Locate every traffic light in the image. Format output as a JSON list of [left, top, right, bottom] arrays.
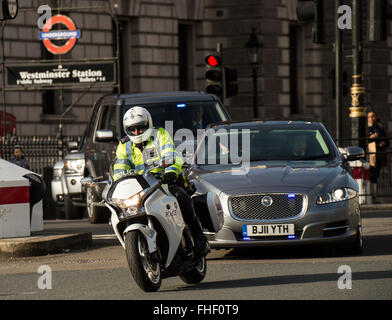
[[224, 67, 238, 98], [296, 0, 324, 44], [205, 54, 223, 98], [367, 0, 392, 42]]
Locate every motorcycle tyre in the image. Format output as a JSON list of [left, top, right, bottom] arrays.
[[179, 256, 207, 284], [125, 231, 162, 292]]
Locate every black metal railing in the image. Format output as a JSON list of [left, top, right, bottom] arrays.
[[336, 137, 392, 200], [0, 135, 82, 175], [371, 149, 392, 199]]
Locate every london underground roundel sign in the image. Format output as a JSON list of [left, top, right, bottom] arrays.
[[39, 15, 80, 55]]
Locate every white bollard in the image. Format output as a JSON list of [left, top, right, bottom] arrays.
[[0, 159, 44, 238], [349, 159, 372, 204]]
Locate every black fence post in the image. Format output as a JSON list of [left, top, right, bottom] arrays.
[[42, 166, 57, 220]]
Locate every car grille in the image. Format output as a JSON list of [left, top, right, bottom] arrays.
[[230, 193, 305, 221]]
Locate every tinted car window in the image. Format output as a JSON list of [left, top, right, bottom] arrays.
[[98, 105, 117, 134], [197, 125, 336, 165], [120, 101, 228, 137]]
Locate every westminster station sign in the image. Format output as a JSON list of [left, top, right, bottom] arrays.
[[6, 62, 116, 88]]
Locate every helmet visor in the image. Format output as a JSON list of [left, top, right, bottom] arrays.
[[125, 120, 149, 136]]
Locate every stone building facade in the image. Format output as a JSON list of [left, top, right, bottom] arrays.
[[1, 0, 391, 141]]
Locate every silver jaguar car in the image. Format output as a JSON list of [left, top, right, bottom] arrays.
[[188, 121, 365, 253]]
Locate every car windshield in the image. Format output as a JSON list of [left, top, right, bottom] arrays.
[[121, 101, 228, 137], [195, 124, 335, 165]]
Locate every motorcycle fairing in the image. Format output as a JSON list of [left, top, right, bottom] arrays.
[[144, 187, 185, 268]]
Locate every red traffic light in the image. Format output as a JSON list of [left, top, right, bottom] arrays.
[[205, 54, 220, 67]]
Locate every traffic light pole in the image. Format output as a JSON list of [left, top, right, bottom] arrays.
[[335, 0, 343, 145], [350, 0, 367, 151]]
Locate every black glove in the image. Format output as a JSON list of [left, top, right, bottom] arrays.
[[163, 172, 177, 184]]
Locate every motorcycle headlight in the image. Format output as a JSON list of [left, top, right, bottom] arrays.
[[64, 159, 85, 174], [317, 187, 357, 205], [112, 192, 143, 209]]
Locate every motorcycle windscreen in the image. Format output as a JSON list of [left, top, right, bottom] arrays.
[[111, 178, 144, 199]]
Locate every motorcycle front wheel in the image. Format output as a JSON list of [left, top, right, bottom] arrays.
[[125, 231, 162, 292]]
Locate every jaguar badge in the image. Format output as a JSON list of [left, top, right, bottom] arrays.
[[261, 195, 273, 207]]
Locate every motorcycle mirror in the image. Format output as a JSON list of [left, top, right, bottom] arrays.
[[81, 176, 95, 187], [161, 155, 175, 168]]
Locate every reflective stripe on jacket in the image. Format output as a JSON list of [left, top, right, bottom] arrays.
[[113, 127, 183, 181]]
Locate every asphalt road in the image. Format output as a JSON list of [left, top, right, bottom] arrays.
[[0, 210, 391, 301]]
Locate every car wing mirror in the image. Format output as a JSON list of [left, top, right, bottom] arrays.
[[67, 141, 78, 151], [345, 146, 365, 161], [95, 129, 114, 142]]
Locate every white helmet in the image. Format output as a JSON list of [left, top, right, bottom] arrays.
[[123, 106, 153, 144]]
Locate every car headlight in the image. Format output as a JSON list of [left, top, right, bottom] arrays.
[[317, 187, 357, 205], [112, 192, 143, 209], [64, 159, 85, 174]]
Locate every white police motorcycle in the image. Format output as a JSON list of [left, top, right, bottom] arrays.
[[81, 160, 223, 292]]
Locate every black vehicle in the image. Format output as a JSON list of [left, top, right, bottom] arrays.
[[83, 91, 231, 223]]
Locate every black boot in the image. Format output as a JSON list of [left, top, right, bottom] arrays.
[[191, 225, 210, 257], [168, 184, 210, 256], [195, 232, 210, 257]]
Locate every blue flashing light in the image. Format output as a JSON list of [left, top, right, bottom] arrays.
[[287, 194, 296, 198], [287, 235, 296, 239], [177, 103, 186, 108], [242, 236, 251, 240], [242, 225, 248, 237]]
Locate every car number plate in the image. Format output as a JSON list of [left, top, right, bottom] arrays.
[[243, 224, 295, 237]]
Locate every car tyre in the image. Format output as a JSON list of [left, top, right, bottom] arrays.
[[63, 194, 84, 220], [55, 204, 65, 220], [338, 225, 363, 255], [86, 186, 109, 224], [349, 225, 363, 255]]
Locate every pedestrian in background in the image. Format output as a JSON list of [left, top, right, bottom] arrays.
[[368, 111, 389, 202], [9, 145, 30, 169]]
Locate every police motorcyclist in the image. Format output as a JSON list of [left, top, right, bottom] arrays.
[[113, 106, 210, 257]]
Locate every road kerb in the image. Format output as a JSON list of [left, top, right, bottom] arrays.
[[0, 232, 92, 257], [360, 204, 392, 211]]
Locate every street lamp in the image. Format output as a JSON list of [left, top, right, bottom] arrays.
[[246, 28, 262, 119]]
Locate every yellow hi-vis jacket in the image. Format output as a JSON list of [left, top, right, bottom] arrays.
[[113, 127, 183, 181]]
